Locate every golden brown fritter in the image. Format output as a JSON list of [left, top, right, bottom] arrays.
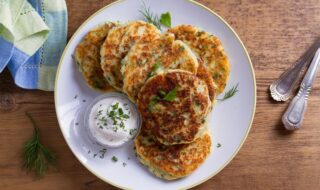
[[121, 33, 199, 102], [74, 22, 117, 91], [100, 21, 160, 91], [135, 127, 212, 180], [196, 59, 216, 102], [168, 25, 230, 94], [137, 70, 211, 145]]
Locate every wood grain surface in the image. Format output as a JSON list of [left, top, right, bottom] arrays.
[[1, 0, 320, 189]]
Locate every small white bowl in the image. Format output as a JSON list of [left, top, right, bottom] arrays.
[[84, 92, 141, 148]]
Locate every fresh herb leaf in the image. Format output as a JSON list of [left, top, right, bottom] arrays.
[[163, 87, 178, 101], [140, 2, 161, 29], [122, 114, 129, 119], [99, 148, 107, 158], [102, 102, 130, 132], [153, 62, 161, 70], [92, 78, 103, 88], [148, 62, 162, 78], [112, 156, 118, 162], [118, 108, 124, 115], [218, 84, 239, 101], [160, 12, 171, 27], [148, 96, 160, 111], [112, 102, 119, 109], [148, 87, 178, 111], [129, 128, 137, 136], [159, 89, 166, 97], [109, 110, 115, 117], [140, 2, 172, 29], [120, 122, 125, 129], [213, 72, 220, 80], [23, 112, 56, 177]]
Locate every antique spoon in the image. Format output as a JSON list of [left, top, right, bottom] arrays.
[[282, 48, 320, 130], [270, 40, 320, 101]]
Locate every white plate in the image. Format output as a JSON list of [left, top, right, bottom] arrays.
[[54, 0, 256, 189]]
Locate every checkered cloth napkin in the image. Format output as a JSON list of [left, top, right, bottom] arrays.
[[0, 0, 67, 91]]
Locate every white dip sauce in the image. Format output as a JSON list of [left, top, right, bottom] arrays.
[[87, 96, 139, 147]]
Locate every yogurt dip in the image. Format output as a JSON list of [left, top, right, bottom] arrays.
[[85, 93, 141, 147]]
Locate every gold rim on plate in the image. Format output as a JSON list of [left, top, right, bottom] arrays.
[[54, 0, 257, 189]]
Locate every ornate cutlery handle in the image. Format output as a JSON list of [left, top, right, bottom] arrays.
[[270, 40, 320, 101], [282, 48, 320, 130]]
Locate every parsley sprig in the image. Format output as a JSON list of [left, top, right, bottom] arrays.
[[218, 84, 239, 101], [160, 12, 171, 28], [163, 87, 178, 101], [23, 112, 56, 177], [140, 2, 171, 29], [148, 87, 178, 111]]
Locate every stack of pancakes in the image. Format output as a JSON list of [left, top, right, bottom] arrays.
[[74, 21, 230, 180]]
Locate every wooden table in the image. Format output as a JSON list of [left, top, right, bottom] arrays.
[[1, 0, 320, 189]]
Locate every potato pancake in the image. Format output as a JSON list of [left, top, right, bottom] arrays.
[[168, 25, 230, 94], [137, 70, 211, 145], [74, 22, 117, 91], [196, 59, 216, 102], [135, 127, 212, 180], [100, 21, 160, 91], [121, 33, 199, 102]]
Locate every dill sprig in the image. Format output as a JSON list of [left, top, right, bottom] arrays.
[[218, 84, 239, 101], [23, 112, 56, 177], [139, 2, 161, 29]]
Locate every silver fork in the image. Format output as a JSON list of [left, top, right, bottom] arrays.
[[282, 48, 320, 130], [270, 39, 320, 101]]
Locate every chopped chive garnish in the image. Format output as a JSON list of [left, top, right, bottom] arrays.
[[99, 149, 107, 158], [112, 156, 118, 162]]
